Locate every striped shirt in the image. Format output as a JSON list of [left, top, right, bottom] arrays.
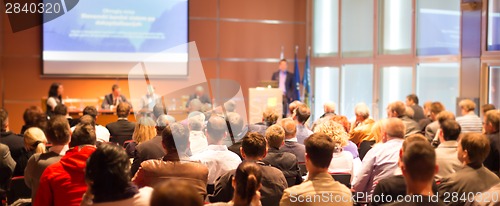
[[456, 112, 483, 133]]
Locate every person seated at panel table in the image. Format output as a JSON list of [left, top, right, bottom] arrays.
[[101, 84, 129, 109], [187, 86, 212, 107], [139, 85, 161, 111]]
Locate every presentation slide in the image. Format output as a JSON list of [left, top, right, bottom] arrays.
[[43, 0, 188, 76]]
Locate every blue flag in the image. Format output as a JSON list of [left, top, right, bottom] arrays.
[[293, 50, 301, 101], [302, 51, 311, 107]]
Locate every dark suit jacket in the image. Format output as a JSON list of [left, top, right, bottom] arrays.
[[262, 147, 302, 186], [271, 70, 297, 102], [484, 132, 500, 175], [370, 175, 438, 206], [280, 140, 306, 163], [0, 132, 25, 176], [106, 119, 135, 137], [131, 135, 166, 176], [101, 94, 128, 109]]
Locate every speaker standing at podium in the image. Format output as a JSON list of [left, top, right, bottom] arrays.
[[271, 59, 297, 117]]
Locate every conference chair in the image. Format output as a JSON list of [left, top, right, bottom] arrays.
[[7, 176, 31, 205]]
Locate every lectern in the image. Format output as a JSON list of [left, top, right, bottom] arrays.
[[248, 88, 283, 124]]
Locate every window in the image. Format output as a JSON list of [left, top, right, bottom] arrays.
[[341, 0, 374, 57], [416, 63, 460, 113], [379, 0, 412, 55], [488, 0, 500, 51], [489, 66, 500, 106], [314, 67, 339, 121], [417, 0, 460, 56], [341, 64, 373, 119], [313, 0, 339, 56], [379, 66, 413, 118]]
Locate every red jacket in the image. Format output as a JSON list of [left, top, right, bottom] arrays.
[[33, 145, 96, 206]]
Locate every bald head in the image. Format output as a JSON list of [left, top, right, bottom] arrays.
[[280, 118, 297, 139], [206, 116, 227, 144], [323, 102, 336, 114], [384, 118, 406, 140]]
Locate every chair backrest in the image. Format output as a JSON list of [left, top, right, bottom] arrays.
[[331, 173, 351, 188], [298, 163, 307, 176], [110, 136, 133, 148], [7, 176, 31, 205], [0, 167, 12, 191], [123, 140, 135, 148]]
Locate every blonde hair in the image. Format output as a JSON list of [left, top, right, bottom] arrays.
[[132, 117, 157, 144], [313, 120, 348, 147], [24, 127, 47, 154], [459, 99, 476, 112], [366, 119, 386, 143]]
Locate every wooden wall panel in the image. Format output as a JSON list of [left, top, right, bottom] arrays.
[[220, 0, 306, 21]]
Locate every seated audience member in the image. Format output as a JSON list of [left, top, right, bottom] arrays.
[[387, 101, 420, 137], [223, 100, 236, 113], [139, 85, 161, 111], [385, 141, 443, 206], [431, 111, 456, 146], [34, 123, 97, 206], [0, 143, 16, 191], [280, 133, 353, 206], [280, 118, 306, 163], [419, 101, 433, 132], [191, 116, 242, 185], [21, 106, 48, 134], [125, 117, 157, 158], [152, 103, 168, 120], [481, 103, 496, 117], [150, 180, 204, 206], [358, 119, 385, 160], [330, 115, 359, 158], [349, 103, 375, 145], [438, 133, 500, 206], [227, 112, 248, 158], [424, 102, 446, 142], [0, 109, 25, 174], [405, 94, 426, 122], [188, 112, 208, 154], [352, 118, 405, 196], [249, 107, 279, 136], [25, 116, 70, 200], [106, 102, 135, 138], [262, 125, 302, 186], [188, 99, 203, 113], [133, 123, 209, 197], [81, 144, 152, 206], [293, 104, 313, 144], [15, 127, 47, 176], [101, 84, 128, 109], [483, 110, 500, 175], [313, 120, 355, 174], [311, 101, 337, 130], [188, 86, 212, 106], [71, 106, 110, 143], [371, 134, 437, 206], [130, 115, 168, 176], [208, 161, 263, 206], [46, 82, 64, 117], [456, 99, 483, 133], [329, 142, 354, 175], [53, 104, 78, 127], [210, 132, 287, 206], [434, 119, 462, 180], [288, 100, 302, 117]]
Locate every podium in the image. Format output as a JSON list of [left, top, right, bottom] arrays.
[[248, 88, 283, 124]]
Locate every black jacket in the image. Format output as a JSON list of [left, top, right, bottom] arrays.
[[271, 71, 298, 102]]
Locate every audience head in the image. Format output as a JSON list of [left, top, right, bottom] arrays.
[[206, 116, 227, 144], [405, 106, 414, 119], [262, 107, 279, 126], [195, 86, 205, 96], [227, 112, 244, 138], [48, 82, 63, 98], [153, 103, 168, 119], [484, 110, 500, 134], [330, 115, 350, 133], [232, 161, 263, 206], [288, 100, 302, 116], [279, 59, 287, 72], [83, 106, 98, 120], [323, 102, 336, 114], [387, 101, 406, 118], [132, 117, 157, 144], [429, 102, 445, 120], [402, 134, 429, 152], [423, 101, 433, 117], [150, 180, 204, 206], [240, 132, 267, 160], [459, 99, 476, 115], [85, 144, 132, 201], [162, 123, 190, 158], [313, 119, 349, 147], [224, 100, 236, 113], [111, 84, 121, 96], [155, 114, 170, 133], [116, 102, 131, 118], [23, 127, 47, 154], [46, 115, 71, 146], [70, 123, 96, 147], [482, 104, 496, 116], [79, 115, 96, 127], [405, 94, 419, 106], [304, 133, 335, 170], [383, 118, 406, 141], [458, 133, 490, 166], [188, 99, 203, 112], [294, 104, 311, 124], [188, 111, 205, 132], [280, 118, 297, 139], [265, 125, 285, 149], [354, 102, 370, 122], [439, 120, 461, 142], [436, 111, 455, 125], [22, 106, 47, 131], [0, 109, 9, 132], [53, 104, 68, 116], [401, 141, 437, 184]]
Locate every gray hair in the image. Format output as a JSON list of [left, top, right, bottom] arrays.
[[188, 112, 205, 131], [224, 100, 236, 113], [354, 103, 370, 119]]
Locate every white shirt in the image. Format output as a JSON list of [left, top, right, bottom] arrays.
[[190, 145, 242, 184], [71, 125, 110, 143], [329, 151, 354, 175], [189, 131, 208, 155], [80, 186, 152, 206]]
